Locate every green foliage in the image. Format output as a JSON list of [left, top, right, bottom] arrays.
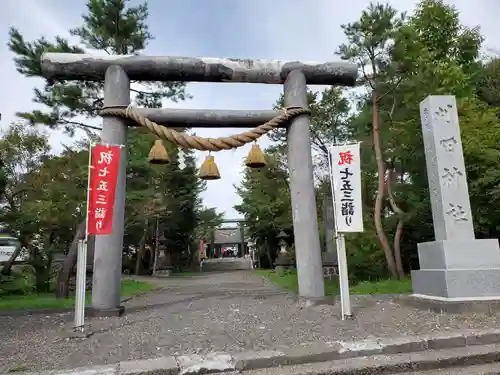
[[0, 273, 33, 297], [7, 0, 188, 136], [2, 0, 215, 284], [239, 0, 500, 281], [256, 269, 412, 295], [478, 57, 500, 107], [0, 159, 6, 199], [0, 279, 155, 310], [235, 152, 291, 241]]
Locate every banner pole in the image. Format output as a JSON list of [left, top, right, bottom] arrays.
[[328, 146, 353, 320], [74, 142, 92, 332]]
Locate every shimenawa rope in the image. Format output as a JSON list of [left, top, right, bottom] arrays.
[[99, 106, 310, 152]]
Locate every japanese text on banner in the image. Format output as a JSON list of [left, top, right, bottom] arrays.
[[87, 145, 121, 235], [329, 143, 364, 233]]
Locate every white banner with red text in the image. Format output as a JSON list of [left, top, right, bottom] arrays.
[[328, 143, 364, 233]]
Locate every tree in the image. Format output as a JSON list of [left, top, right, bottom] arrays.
[[0, 122, 51, 246], [235, 151, 292, 267], [336, 0, 484, 278], [337, 2, 406, 278], [382, 0, 483, 271], [195, 207, 224, 243], [478, 57, 500, 107], [0, 158, 6, 200], [0, 122, 92, 292], [270, 87, 352, 174], [8, 0, 188, 135], [7, 0, 200, 296]]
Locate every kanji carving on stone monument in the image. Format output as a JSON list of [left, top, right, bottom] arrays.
[[433, 104, 453, 124], [441, 166, 463, 186], [422, 108, 430, 129], [440, 136, 458, 152], [445, 203, 469, 222]]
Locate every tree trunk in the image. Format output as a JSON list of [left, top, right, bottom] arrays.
[[265, 238, 273, 268], [387, 166, 406, 279], [371, 91, 399, 278], [393, 218, 405, 278], [55, 221, 85, 299], [134, 219, 149, 275]]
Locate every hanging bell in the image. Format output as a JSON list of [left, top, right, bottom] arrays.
[[199, 154, 221, 180], [148, 139, 170, 165], [245, 143, 267, 169]]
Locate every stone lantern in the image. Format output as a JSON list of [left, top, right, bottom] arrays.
[[274, 230, 291, 276], [247, 240, 256, 269], [155, 233, 173, 277]]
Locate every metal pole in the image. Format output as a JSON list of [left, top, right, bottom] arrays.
[[284, 70, 325, 299], [74, 239, 87, 330], [91, 65, 129, 316], [336, 234, 352, 319], [328, 149, 352, 320]]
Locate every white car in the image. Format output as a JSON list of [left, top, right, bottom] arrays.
[[0, 236, 22, 263]]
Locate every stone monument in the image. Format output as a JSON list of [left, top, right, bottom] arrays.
[[412, 95, 500, 301]]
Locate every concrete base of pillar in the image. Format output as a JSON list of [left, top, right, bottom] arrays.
[[297, 295, 336, 308], [412, 238, 500, 299], [89, 305, 125, 317], [400, 294, 500, 314]]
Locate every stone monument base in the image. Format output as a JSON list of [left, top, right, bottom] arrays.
[[400, 294, 500, 314], [412, 238, 500, 299]]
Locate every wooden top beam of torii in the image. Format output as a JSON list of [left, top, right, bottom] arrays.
[[40, 53, 359, 86]]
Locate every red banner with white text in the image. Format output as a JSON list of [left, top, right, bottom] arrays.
[[87, 144, 121, 235]]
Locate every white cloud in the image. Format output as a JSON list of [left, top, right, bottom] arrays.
[[1, 0, 497, 219]]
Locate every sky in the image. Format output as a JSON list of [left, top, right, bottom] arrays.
[[1, 0, 498, 220]]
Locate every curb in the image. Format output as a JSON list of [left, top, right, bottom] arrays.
[[14, 328, 500, 374]]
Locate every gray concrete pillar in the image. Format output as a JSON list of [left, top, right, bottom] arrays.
[[91, 65, 130, 316], [284, 70, 325, 299]]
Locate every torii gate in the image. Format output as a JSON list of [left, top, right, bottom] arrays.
[[40, 53, 358, 316]]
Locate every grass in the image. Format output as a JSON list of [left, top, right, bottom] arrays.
[[169, 271, 198, 278], [0, 279, 157, 311], [256, 269, 412, 295]]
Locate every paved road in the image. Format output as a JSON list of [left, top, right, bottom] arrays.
[[1, 271, 500, 373]]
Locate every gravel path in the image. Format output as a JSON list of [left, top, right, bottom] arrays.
[[1, 271, 500, 372]]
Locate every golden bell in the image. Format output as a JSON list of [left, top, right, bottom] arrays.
[[199, 155, 221, 180], [245, 143, 267, 169], [148, 139, 170, 165]]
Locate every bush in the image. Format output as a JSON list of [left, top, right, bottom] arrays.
[[0, 272, 34, 296], [346, 226, 388, 283], [0, 263, 59, 296]]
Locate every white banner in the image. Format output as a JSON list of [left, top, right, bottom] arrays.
[[328, 143, 364, 233]]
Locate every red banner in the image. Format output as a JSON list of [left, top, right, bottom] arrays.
[[199, 238, 206, 259], [87, 144, 121, 235]]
